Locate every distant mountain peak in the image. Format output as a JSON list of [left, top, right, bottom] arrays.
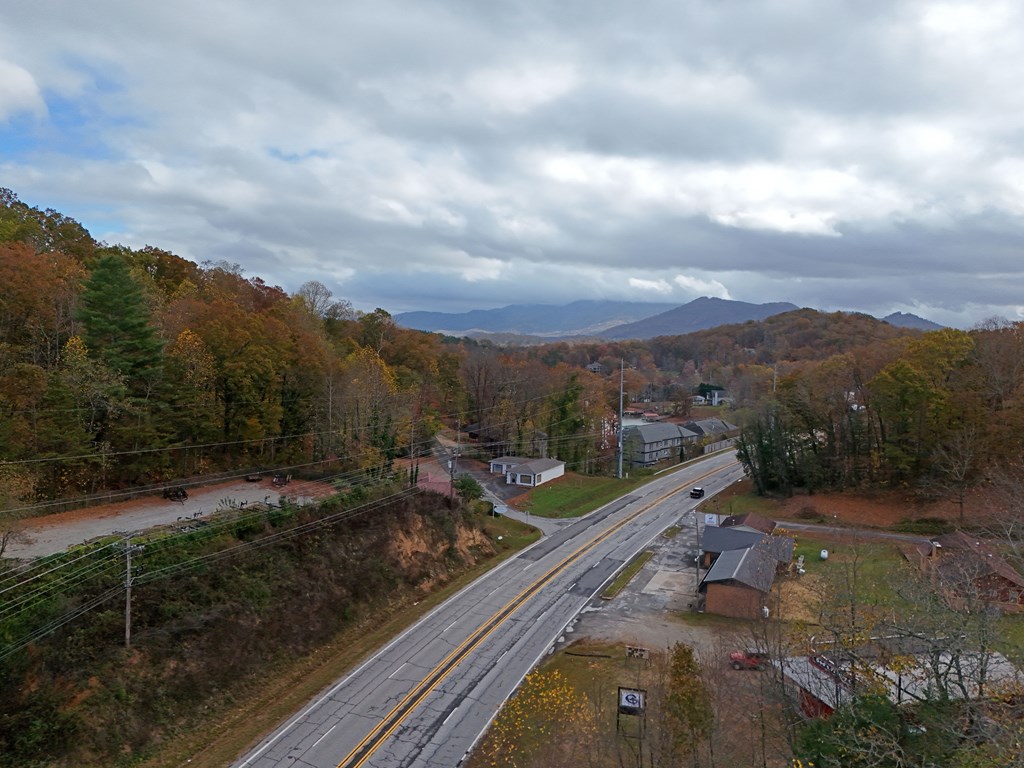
[[600, 297, 800, 340], [882, 312, 944, 331]]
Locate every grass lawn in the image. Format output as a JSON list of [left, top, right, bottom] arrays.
[[772, 532, 913, 626], [601, 550, 654, 599], [698, 488, 778, 519], [480, 512, 543, 552], [515, 473, 651, 518], [997, 614, 1024, 664]]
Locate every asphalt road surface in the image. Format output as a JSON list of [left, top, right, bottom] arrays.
[[233, 451, 744, 768]]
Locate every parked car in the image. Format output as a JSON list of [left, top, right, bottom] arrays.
[[162, 487, 188, 502], [729, 650, 768, 670], [690, 486, 705, 498]]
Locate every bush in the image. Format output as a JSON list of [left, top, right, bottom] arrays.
[[891, 517, 953, 535], [796, 505, 824, 522]]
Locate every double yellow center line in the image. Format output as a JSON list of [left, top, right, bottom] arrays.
[[337, 462, 734, 767]]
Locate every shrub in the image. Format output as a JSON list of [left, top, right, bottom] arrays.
[[796, 505, 824, 522], [891, 517, 953, 535]]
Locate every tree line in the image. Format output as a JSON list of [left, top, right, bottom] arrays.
[[0, 189, 628, 511], [5, 187, 1024, 513]]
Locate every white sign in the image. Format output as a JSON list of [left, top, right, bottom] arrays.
[[618, 687, 646, 713], [704, 513, 719, 527]]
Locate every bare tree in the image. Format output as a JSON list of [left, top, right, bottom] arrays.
[[928, 425, 983, 525], [0, 524, 24, 559]]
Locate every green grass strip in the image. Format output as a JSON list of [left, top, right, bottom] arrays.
[[601, 550, 655, 599]]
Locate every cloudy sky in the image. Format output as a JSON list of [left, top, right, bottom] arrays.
[[2, 1, 1024, 327]]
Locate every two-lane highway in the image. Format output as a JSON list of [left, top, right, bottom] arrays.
[[234, 451, 744, 768]]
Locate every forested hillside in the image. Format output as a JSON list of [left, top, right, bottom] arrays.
[[4, 187, 1024, 513], [0, 190, 617, 511]]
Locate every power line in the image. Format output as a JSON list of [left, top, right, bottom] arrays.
[[0, 484, 430, 658]]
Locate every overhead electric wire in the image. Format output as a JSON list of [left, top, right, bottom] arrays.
[[0, 484, 427, 658], [0, 383, 585, 517], [0, 378, 616, 625], [0, 540, 120, 594], [135, 487, 424, 585], [0, 553, 123, 622], [0, 584, 125, 662]]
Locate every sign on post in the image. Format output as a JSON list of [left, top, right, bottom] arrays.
[[618, 687, 646, 716]]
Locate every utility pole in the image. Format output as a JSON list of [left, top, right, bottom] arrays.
[[618, 359, 624, 480], [409, 417, 415, 487], [450, 416, 460, 499], [117, 532, 144, 648]]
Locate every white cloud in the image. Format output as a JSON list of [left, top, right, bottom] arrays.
[[466, 63, 578, 114], [0, 60, 45, 121], [628, 278, 672, 294], [673, 275, 731, 299], [429, 249, 506, 283]]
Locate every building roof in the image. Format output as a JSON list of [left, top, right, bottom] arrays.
[[624, 423, 700, 443], [701, 527, 794, 563], [930, 531, 1024, 589], [683, 417, 738, 436], [489, 455, 532, 466], [509, 458, 564, 474], [777, 650, 1021, 712], [720, 512, 777, 534], [701, 544, 778, 593]]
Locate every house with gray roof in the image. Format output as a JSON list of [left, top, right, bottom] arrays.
[[489, 456, 565, 488], [700, 526, 794, 568], [720, 512, 777, 535], [682, 417, 739, 437], [698, 544, 780, 619], [622, 422, 700, 467], [696, 528, 795, 619]]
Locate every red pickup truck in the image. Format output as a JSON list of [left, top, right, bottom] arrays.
[[729, 650, 769, 670]]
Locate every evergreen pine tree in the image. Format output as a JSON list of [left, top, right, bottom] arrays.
[[77, 251, 164, 399]]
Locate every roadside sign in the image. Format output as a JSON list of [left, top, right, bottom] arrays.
[[618, 687, 646, 715], [625, 645, 650, 660], [704, 513, 719, 527]]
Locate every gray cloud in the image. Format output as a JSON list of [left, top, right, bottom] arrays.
[[2, 0, 1024, 329]]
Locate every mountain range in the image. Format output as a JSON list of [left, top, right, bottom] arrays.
[[395, 298, 943, 341], [395, 299, 680, 337]]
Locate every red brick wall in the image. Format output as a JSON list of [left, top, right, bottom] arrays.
[[705, 583, 763, 619]]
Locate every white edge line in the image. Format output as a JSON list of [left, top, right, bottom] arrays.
[[310, 723, 337, 750], [460, 477, 704, 763], [235, 545, 530, 765], [245, 461, 736, 766]]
